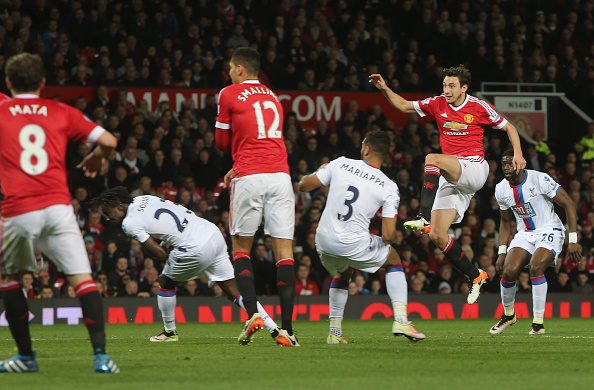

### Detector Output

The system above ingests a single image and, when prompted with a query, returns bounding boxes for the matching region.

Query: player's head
[229,47,260,83]
[5,53,46,94]
[361,130,390,161]
[501,149,520,182]
[442,65,471,105]
[92,186,134,225]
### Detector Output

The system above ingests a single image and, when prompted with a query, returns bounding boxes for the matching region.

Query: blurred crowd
[2,0,594,299]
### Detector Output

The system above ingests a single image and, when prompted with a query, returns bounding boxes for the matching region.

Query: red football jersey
[216,79,289,178]
[413,94,507,158]
[0,95,104,217]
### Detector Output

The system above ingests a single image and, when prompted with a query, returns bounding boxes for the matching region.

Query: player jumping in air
[299,130,425,343]
[370,65,526,304]
[490,150,581,335]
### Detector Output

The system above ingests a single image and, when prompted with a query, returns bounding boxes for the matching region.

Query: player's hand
[495,254,506,275]
[369,74,387,90]
[223,168,236,189]
[512,154,526,174]
[77,149,104,178]
[566,243,582,264]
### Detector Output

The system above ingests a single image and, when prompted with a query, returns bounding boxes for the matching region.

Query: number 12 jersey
[216,80,289,178]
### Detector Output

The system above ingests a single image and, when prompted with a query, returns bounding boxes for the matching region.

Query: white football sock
[157,289,176,332]
[500,278,516,316]
[531,275,547,324]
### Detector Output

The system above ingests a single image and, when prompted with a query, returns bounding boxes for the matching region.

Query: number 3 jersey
[315,157,399,257]
[0,95,105,217]
[216,79,289,178]
[495,169,563,233]
[122,196,219,250]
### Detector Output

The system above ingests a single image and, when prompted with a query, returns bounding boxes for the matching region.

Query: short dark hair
[231,47,260,75]
[502,149,514,159]
[363,130,390,159]
[92,186,134,209]
[6,53,45,93]
[442,65,471,88]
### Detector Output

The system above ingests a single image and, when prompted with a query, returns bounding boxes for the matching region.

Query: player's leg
[528,248,556,335]
[217,279,279,344]
[327,266,352,345]
[405,153,462,229]
[151,274,179,342]
[41,206,118,373]
[229,175,264,318]
[0,214,39,373]
[489,247,530,334]
[381,249,425,341]
[264,173,297,341]
[428,208,487,303]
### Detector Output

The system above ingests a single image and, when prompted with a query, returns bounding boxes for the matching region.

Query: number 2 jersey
[315,157,399,257]
[122,195,219,251]
[216,79,289,178]
[495,169,563,233]
[0,95,105,217]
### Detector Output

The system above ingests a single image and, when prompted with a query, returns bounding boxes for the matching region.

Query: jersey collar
[241,79,260,84]
[449,93,469,111]
[363,160,379,169]
[14,94,39,99]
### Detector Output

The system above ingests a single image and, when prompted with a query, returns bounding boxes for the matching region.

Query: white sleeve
[316,157,340,186]
[121,216,150,243]
[382,183,400,219]
[495,184,509,210]
[538,173,561,199]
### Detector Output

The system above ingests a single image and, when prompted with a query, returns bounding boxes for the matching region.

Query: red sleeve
[215,128,231,152]
[65,104,99,142]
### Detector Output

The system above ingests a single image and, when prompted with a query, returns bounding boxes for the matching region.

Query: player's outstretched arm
[552,187,582,264]
[500,122,526,174]
[77,131,117,178]
[496,209,515,275]
[298,172,323,192]
[368,74,416,114]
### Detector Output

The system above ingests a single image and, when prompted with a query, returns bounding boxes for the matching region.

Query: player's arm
[369,74,416,114]
[140,237,169,262]
[77,131,118,178]
[215,127,231,153]
[381,216,397,244]
[298,172,323,192]
[496,208,515,275]
[552,187,582,264]
[500,122,526,174]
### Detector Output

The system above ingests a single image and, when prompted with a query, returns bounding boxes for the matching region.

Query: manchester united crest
[464,114,474,123]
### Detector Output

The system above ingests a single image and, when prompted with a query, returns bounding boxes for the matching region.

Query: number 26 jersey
[495,169,563,233]
[315,157,399,256]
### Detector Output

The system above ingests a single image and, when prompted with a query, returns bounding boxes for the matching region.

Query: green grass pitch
[1,318,593,390]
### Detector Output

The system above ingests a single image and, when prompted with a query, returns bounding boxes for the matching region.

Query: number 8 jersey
[216,80,289,178]
[495,169,564,233]
[0,95,105,217]
[315,157,400,257]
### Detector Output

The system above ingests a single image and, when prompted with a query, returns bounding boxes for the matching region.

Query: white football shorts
[432,155,489,223]
[230,172,295,239]
[162,229,234,285]
[508,228,565,263]
[316,234,391,276]
[2,204,91,275]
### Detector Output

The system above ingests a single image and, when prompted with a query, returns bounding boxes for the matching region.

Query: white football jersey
[122,195,218,249]
[315,157,399,257]
[495,169,563,233]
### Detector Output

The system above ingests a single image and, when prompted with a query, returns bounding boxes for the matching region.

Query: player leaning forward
[370,65,526,304]
[93,187,281,344]
[490,150,581,335]
[0,53,118,373]
[299,130,425,343]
